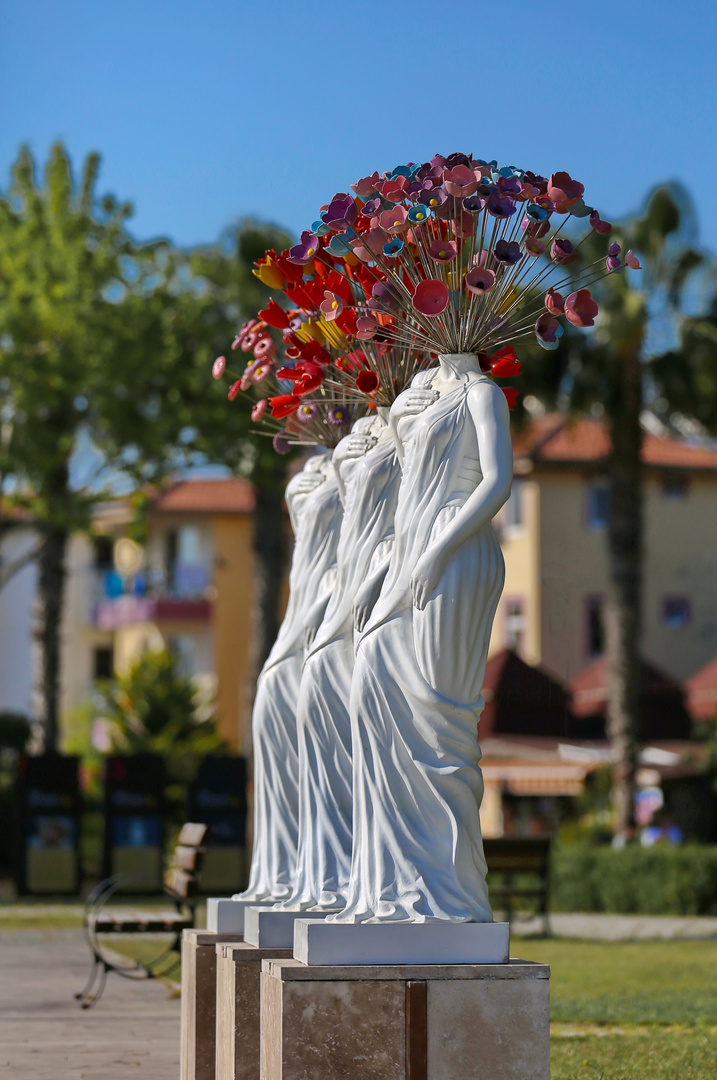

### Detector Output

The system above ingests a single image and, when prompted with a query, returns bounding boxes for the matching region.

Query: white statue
[279,411,402,911]
[235,453,342,904]
[330,354,513,924]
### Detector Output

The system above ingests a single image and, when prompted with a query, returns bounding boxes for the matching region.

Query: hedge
[549,844,717,915]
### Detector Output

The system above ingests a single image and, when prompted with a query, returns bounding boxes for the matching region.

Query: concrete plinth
[208,898,263,935]
[180,929,245,1080]
[216,943,292,1080]
[260,957,550,1080]
[294,918,510,966]
[244,907,337,949]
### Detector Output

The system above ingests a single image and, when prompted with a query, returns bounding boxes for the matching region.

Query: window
[503,480,524,532]
[94,535,114,570]
[661,475,690,499]
[168,634,196,676]
[504,599,526,655]
[662,596,691,628]
[585,481,610,531]
[93,646,114,680]
[585,595,604,659]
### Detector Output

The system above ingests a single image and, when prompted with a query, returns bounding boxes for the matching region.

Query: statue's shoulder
[411,368,436,388]
[466,374,510,415]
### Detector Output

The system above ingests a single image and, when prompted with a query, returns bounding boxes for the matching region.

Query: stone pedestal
[260,957,550,1080]
[244,907,336,949]
[180,929,244,1080]
[216,943,292,1080]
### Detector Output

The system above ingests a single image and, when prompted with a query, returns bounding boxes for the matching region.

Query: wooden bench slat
[174,845,203,872]
[176,823,208,848]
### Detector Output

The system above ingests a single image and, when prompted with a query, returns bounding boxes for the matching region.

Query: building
[489,414,717,685]
[0,477,258,752]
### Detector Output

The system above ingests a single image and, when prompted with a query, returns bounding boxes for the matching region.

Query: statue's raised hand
[393,387,439,421]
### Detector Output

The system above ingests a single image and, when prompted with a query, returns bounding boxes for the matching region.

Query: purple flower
[417,187,448,208]
[444,152,471,169]
[606,255,621,270]
[590,209,612,235]
[485,193,517,219]
[428,239,457,262]
[608,241,621,257]
[463,194,484,213]
[296,402,319,424]
[287,231,319,265]
[497,174,522,196]
[493,240,521,265]
[321,192,358,232]
[328,405,352,426]
[273,433,291,454]
[361,198,382,217]
[368,281,401,313]
[551,238,576,265]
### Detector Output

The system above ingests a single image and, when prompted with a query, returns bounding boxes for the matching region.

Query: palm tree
[521,184,714,837]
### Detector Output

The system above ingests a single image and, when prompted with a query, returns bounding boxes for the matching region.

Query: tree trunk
[604,347,644,838]
[36,524,68,752]
[249,472,289,686]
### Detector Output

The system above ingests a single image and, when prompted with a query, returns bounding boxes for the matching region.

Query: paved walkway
[511,911,717,940]
[0,930,180,1079]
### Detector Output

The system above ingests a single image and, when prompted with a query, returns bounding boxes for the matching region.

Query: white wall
[0,527,38,717]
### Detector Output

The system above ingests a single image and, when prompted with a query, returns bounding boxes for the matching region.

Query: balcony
[93,562,213,629]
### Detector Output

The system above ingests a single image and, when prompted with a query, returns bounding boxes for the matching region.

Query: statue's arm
[353,545,393,632]
[410,381,513,610]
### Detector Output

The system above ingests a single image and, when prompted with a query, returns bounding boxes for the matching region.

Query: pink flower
[320,291,343,322]
[465,267,496,294]
[443,165,479,197]
[626,250,642,269]
[351,172,381,198]
[428,239,457,263]
[564,289,599,327]
[544,288,565,315]
[356,316,378,340]
[546,171,585,213]
[212,356,226,379]
[253,336,275,360]
[251,399,267,421]
[378,205,408,234]
[350,227,389,262]
[524,237,546,257]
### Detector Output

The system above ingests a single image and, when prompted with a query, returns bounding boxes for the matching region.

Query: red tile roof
[151,477,255,515]
[685,655,717,720]
[514,415,717,471]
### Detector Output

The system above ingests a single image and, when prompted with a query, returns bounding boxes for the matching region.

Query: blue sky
[1,0,715,252]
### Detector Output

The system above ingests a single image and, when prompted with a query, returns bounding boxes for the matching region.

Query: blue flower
[525,203,548,222]
[383,237,405,258]
[327,231,356,257]
[408,204,431,225]
[311,219,331,237]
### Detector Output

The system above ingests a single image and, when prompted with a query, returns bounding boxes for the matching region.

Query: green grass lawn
[517,939,717,1079]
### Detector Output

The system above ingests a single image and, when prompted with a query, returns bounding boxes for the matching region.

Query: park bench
[483,835,552,935]
[75,822,207,1008]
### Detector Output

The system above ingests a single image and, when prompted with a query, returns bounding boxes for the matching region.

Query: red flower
[228,380,242,401]
[259,299,290,330]
[501,387,519,410]
[269,394,301,418]
[356,370,379,394]
[490,357,522,378]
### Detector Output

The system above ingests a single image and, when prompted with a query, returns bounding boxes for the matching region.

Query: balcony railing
[93,562,213,628]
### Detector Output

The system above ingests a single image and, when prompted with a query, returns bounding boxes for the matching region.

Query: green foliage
[0,711,31,751]
[98,648,225,757]
[550,844,717,915]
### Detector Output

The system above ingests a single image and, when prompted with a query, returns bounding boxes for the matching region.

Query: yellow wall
[489,477,542,665]
[212,514,256,753]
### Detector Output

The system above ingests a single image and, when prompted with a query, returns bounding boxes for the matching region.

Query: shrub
[550,843,717,915]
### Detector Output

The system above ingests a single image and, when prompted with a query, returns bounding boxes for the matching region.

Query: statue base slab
[294,918,510,966]
[260,956,550,1080]
[179,929,244,1080]
[244,907,338,949]
[207,897,261,934]
[215,942,292,1080]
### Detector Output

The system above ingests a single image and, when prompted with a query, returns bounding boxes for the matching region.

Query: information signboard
[187,755,247,893]
[103,754,167,892]
[14,754,81,895]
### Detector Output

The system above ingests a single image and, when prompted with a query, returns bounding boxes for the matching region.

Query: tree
[98,649,224,756]
[172,221,296,683]
[0,143,202,749]
[520,185,714,836]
